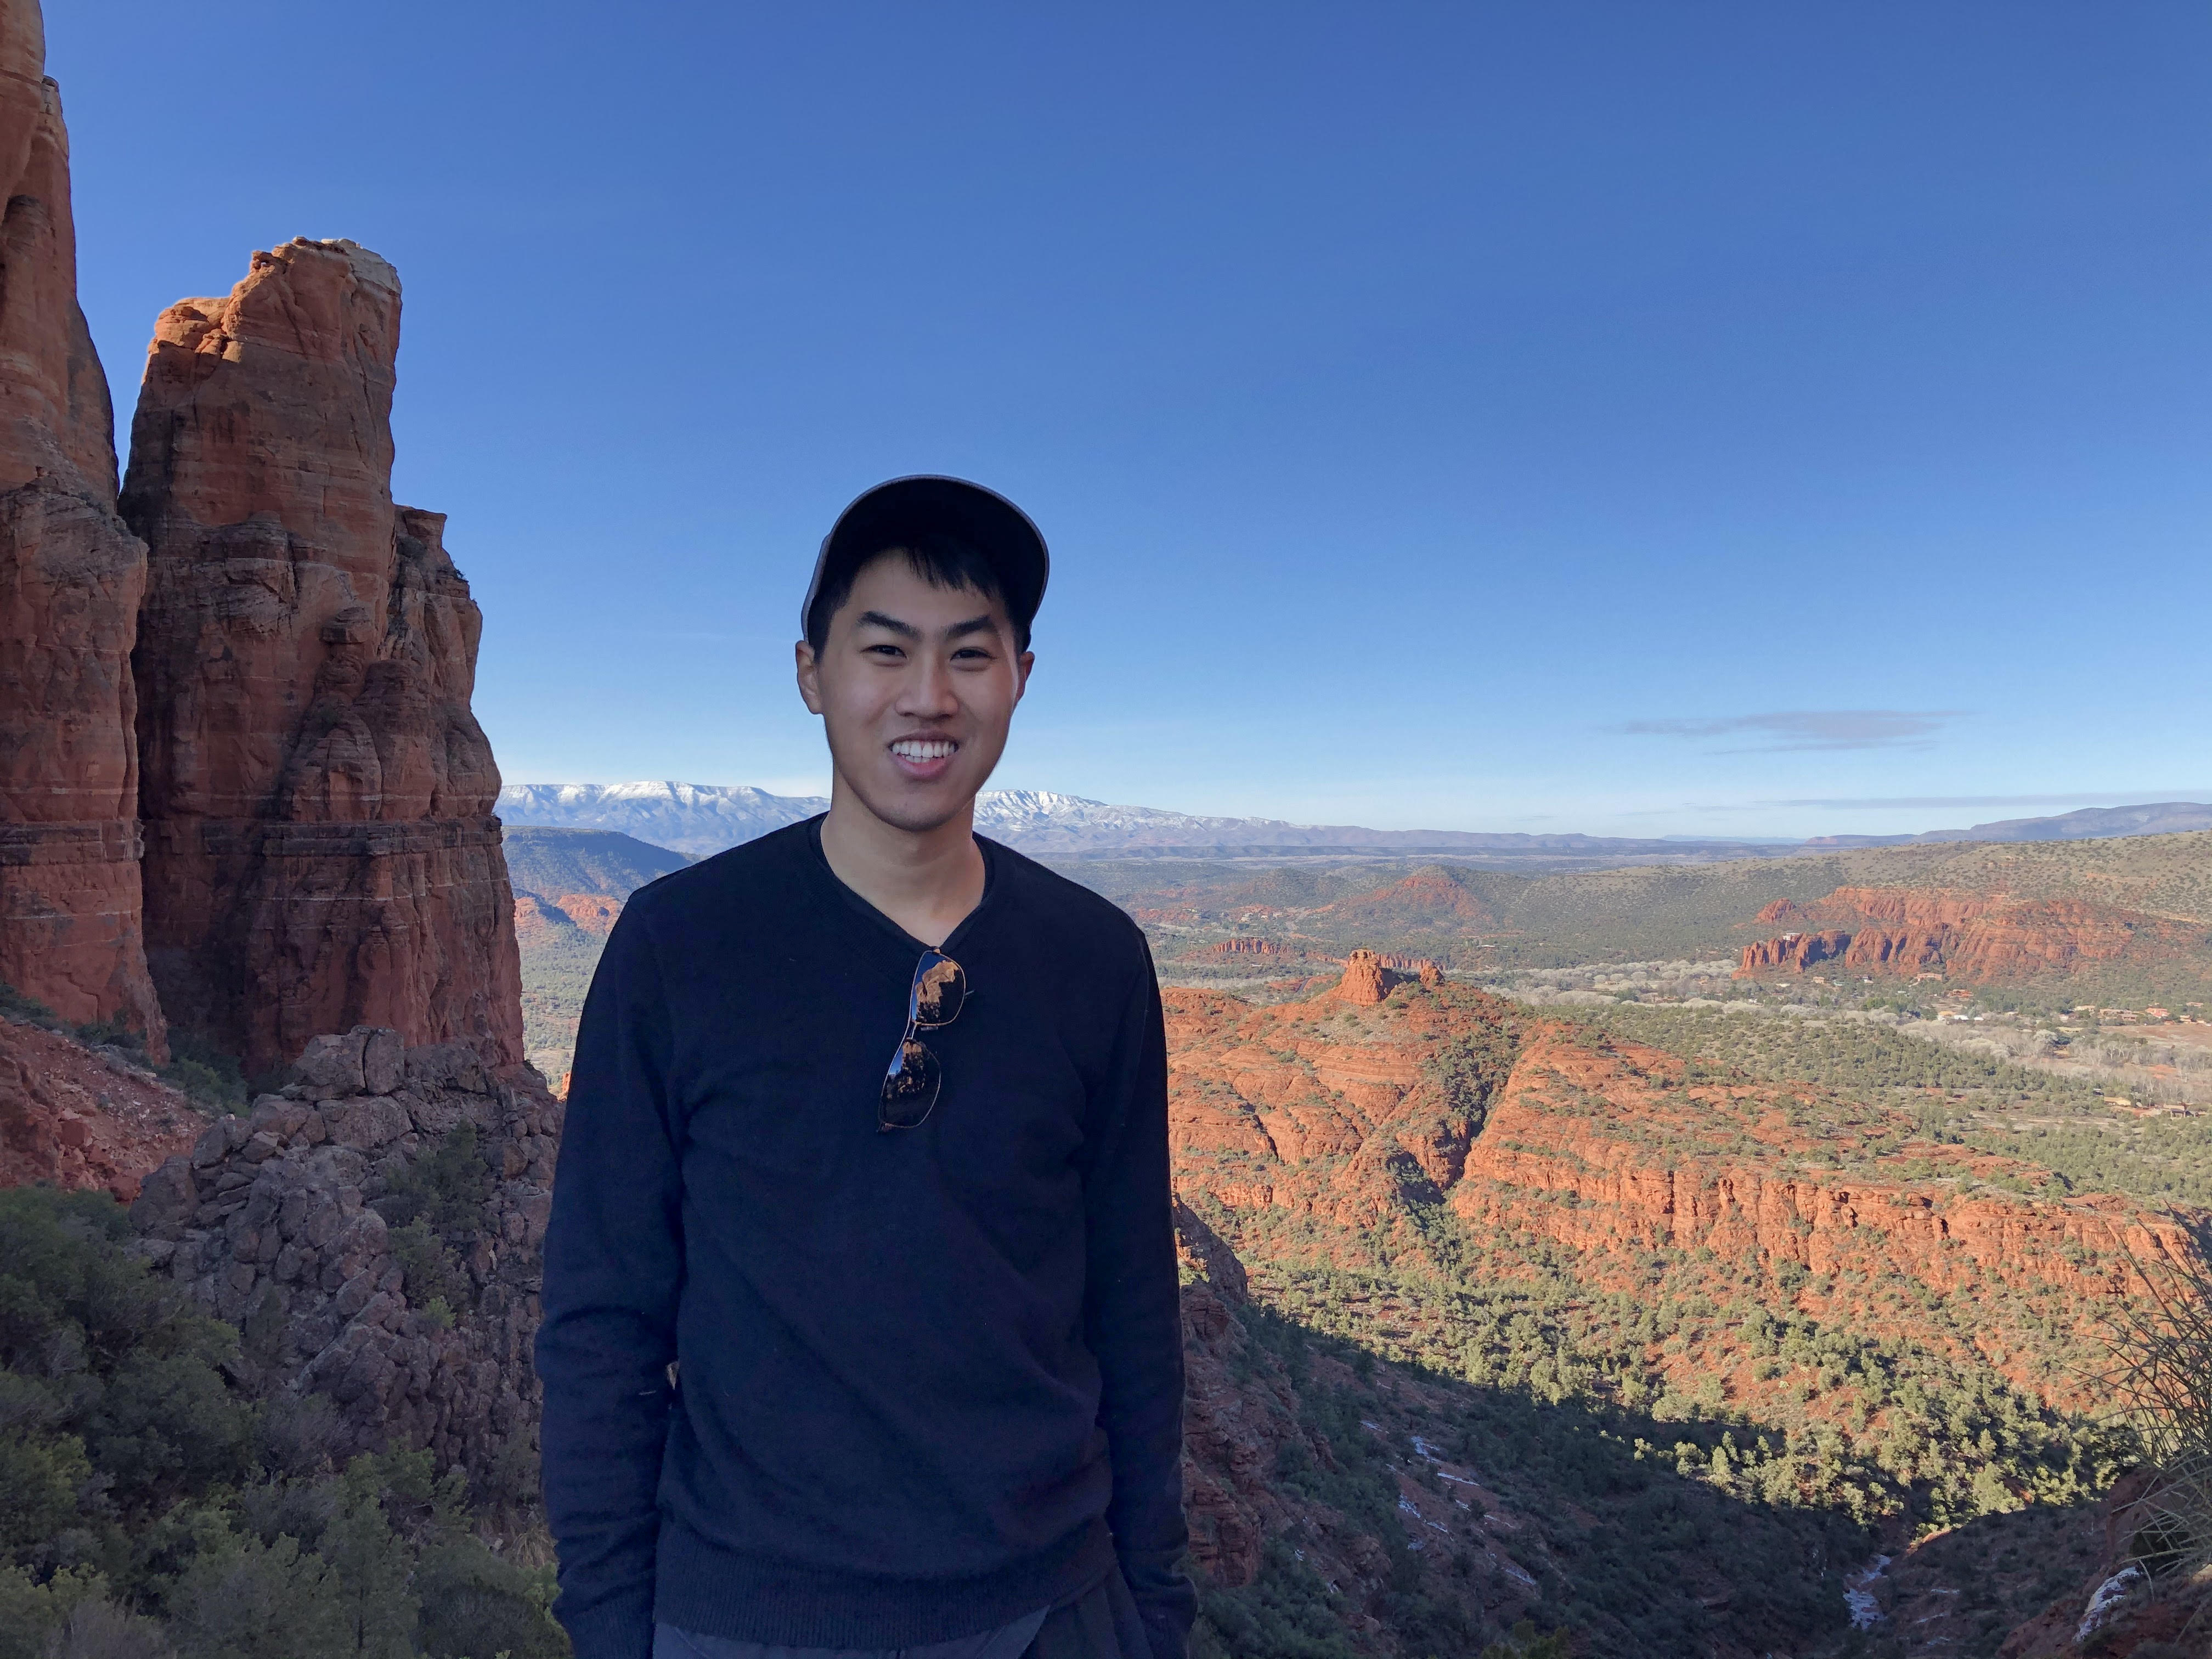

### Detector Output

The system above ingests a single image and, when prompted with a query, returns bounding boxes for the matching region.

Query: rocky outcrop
[1734,886,2202,986]
[1336,949,1392,1005]
[131,1027,560,1499]
[1737,928,1852,974]
[1448,1028,2191,1323]
[0,4,162,1050]
[125,241,522,1078]
[1165,980,2188,1407]
[0,1014,200,1196]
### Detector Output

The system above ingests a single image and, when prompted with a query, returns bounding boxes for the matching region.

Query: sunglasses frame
[879,949,966,1131]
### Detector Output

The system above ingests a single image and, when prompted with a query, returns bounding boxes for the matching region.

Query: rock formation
[1165,978,2190,1408]
[0,1013,200,1196]
[1336,947,1392,1005]
[1734,885,2203,986]
[125,240,523,1078]
[0,5,162,1049]
[131,1026,560,1496]
[1737,928,1853,974]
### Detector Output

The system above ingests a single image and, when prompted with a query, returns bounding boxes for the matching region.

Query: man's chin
[839,774,984,838]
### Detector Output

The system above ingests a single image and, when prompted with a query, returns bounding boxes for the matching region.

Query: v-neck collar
[804,814,999,959]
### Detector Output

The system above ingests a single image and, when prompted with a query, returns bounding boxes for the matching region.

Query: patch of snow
[1844,1554,1892,1630]
[2077,1565,2146,1644]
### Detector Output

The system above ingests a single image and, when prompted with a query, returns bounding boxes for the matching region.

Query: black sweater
[536,820,1193,1659]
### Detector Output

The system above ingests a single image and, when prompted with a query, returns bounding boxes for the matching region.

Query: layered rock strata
[125,240,523,1077]
[0,4,162,1048]
[131,1026,560,1496]
[1735,885,2204,985]
[1166,965,2192,1404]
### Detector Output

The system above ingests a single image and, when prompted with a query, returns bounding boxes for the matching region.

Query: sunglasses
[880,949,968,1131]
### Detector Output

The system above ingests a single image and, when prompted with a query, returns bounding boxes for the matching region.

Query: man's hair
[804,532,1026,654]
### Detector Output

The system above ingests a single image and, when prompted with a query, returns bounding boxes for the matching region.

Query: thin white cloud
[1613,709,1965,752]
[1770,791,2209,810]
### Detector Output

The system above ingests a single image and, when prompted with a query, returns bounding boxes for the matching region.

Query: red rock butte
[1735,884,2202,986]
[0,2,163,1051]
[124,238,523,1077]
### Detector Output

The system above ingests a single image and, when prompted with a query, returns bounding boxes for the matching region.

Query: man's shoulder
[616,817,820,935]
[981,837,1148,963]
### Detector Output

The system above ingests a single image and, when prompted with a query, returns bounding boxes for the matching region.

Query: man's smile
[888,735,961,782]
[889,737,958,761]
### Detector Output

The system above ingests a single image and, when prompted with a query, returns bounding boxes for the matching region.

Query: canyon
[3,0,2207,1650]
[1161,961,2199,1651]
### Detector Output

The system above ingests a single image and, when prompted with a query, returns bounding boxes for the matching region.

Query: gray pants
[653,1568,1150,1659]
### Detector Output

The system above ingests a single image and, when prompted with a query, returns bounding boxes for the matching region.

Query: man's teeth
[891,740,957,761]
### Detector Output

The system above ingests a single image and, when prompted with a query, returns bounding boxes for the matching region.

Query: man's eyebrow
[943,614,1000,641]
[853,610,921,640]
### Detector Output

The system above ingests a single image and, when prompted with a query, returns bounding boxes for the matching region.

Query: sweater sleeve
[536,907,684,1659]
[1083,938,1197,1659]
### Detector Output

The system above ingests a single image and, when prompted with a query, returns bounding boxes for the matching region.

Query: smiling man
[537,477,1194,1659]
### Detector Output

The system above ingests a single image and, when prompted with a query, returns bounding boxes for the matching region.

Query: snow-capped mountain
[492,782,1252,857]
[494,782,1790,863]
[494,782,826,857]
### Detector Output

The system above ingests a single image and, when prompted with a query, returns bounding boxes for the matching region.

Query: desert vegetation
[0,1186,566,1659]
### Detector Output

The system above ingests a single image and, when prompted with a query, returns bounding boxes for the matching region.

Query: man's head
[795,478,1047,836]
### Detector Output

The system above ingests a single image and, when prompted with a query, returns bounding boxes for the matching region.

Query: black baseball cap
[801,475,1049,645]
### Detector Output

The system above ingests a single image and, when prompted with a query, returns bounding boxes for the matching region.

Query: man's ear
[795,639,825,715]
[1013,649,1035,706]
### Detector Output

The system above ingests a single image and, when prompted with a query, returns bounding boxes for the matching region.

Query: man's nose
[895,656,960,716]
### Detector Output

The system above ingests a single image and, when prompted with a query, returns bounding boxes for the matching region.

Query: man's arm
[535,908,684,1659]
[1084,937,1197,1659]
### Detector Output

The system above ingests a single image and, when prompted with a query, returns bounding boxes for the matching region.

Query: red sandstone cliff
[1735,885,2203,986]
[125,240,522,1077]
[1166,963,2188,1409]
[0,3,163,1051]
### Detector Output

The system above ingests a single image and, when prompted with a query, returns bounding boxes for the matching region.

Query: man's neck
[817,782,987,950]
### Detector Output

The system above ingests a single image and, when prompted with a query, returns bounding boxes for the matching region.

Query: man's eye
[865,644,904,658]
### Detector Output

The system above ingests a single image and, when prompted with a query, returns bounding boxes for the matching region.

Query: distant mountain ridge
[1804,801,2212,848]
[494,782,1804,866]
[495,782,2212,864]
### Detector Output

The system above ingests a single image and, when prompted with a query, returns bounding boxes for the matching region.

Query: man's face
[796,552,1034,834]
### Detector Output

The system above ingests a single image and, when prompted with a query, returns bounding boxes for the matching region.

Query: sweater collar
[803,813,1000,959]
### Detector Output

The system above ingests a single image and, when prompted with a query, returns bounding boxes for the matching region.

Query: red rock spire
[126,239,524,1077]
[0,0,165,1053]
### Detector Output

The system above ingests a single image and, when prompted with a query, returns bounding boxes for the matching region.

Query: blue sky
[52,2,2211,838]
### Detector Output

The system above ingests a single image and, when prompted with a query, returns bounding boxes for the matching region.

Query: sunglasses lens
[879,1038,941,1130]
[913,955,966,1028]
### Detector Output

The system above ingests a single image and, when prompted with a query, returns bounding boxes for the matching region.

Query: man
[537,477,1195,1659]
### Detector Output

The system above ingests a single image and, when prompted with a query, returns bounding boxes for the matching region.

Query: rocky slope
[130,1025,561,1504]
[0,1011,199,1195]
[0,2,163,1051]
[1164,961,2198,1650]
[126,239,523,1079]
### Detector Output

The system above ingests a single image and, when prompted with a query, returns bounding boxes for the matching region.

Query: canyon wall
[125,240,522,1078]
[0,5,163,1048]
[1734,884,2203,986]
